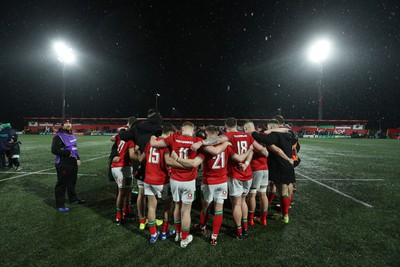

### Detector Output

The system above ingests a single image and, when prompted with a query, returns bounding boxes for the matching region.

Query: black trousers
[55,164,78,208]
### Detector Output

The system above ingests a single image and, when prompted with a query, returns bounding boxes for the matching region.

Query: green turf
[0,136,399,266]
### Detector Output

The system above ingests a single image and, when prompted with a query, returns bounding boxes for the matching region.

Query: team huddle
[109,110,299,248]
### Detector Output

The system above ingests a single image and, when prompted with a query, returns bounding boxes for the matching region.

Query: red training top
[198,145,235,185]
[111,134,135,168]
[223,131,255,181]
[144,137,170,185]
[163,133,203,182]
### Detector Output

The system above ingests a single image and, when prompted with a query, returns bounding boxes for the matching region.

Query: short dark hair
[225,117,237,128]
[162,123,176,134]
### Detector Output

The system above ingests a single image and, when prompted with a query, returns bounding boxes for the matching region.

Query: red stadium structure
[386,128,400,139]
[24,117,369,138]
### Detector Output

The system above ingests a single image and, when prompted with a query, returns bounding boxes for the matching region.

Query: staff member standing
[51,118,85,212]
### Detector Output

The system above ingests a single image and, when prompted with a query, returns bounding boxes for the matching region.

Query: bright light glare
[53,41,76,64]
[308,39,331,63]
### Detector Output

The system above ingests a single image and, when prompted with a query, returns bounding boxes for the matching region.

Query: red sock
[181,228,190,240]
[123,202,131,215]
[242,219,248,230]
[212,211,223,236]
[116,207,123,220]
[281,196,292,216]
[248,211,254,221]
[268,192,276,204]
[261,211,268,221]
[200,209,209,227]
[148,221,157,235]
[174,221,181,235]
[162,220,169,233]
[236,226,242,235]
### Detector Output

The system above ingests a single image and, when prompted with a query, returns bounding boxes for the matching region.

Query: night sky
[1,0,399,129]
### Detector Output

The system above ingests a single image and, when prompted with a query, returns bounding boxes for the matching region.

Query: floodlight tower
[53,41,76,119]
[308,39,331,120]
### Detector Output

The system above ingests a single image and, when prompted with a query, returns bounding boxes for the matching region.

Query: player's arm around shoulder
[167,150,203,169]
[190,135,229,151]
[252,140,268,157]
[268,144,294,165]
[203,141,231,156]
[150,135,167,148]
[231,145,254,163]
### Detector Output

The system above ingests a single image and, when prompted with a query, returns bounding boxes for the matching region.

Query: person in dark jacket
[119,109,162,150]
[51,119,85,212]
[119,110,163,228]
[250,119,295,224]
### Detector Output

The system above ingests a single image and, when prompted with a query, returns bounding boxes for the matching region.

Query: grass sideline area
[1,135,399,266]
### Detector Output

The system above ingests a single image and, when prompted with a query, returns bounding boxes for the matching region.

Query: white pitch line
[0,167,55,182]
[296,178,384,182]
[296,172,374,208]
[0,155,108,182]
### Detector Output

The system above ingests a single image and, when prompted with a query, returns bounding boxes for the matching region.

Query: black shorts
[268,165,295,185]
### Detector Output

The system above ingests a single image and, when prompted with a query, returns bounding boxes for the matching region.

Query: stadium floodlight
[53,40,76,119]
[53,41,76,64]
[308,38,332,120]
[171,107,176,118]
[155,93,160,110]
[308,39,331,63]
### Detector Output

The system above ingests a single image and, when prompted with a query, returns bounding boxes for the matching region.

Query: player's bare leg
[115,188,125,224]
[174,201,182,241]
[256,187,268,226]
[230,196,243,238]
[277,184,291,223]
[137,187,147,229]
[241,194,249,235]
[288,183,294,203]
[268,182,277,204]
[247,191,257,226]
[196,200,210,234]
[123,186,132,217]
[211,201,224,245]
[160,198,175,240]
[147,195,159,243]
[180,202,192,239]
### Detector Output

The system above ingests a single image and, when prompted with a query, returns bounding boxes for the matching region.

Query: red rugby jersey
[163,133,203,182]
[223,131,255,181]
[198,145,235,185]
[144,138,170,185]
[111,134,135,168]
[250,150,268,171]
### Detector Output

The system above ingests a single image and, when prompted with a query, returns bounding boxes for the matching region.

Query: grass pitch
[0,136,399,266]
